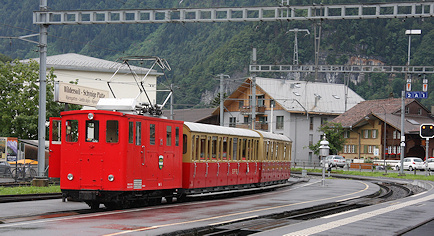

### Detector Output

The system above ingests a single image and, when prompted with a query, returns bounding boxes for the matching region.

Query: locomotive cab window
[150,124,155,145]
[128,122,134,144]
[167,126,172,146]
[52,120,61,144]
[106,120,119,143]
[86,120,99,142]
[136,122,141,145]
[65,120,78,143]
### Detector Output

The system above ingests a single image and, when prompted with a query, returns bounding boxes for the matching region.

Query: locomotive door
[49,117,61,178]
[80,119,105,189]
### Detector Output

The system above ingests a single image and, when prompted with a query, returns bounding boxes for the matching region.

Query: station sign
[405,91,428,99]
[54,82,109,107]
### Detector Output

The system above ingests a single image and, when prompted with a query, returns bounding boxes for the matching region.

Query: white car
[424,158,434,171]
[395,157,424,171]
[321,155,346,168]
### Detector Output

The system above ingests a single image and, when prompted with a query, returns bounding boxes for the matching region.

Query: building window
[309,134,313,146]
[270,99,275,108]
[309,117,314,130]
[363,129,370,139]
[343,130,350,138]
[243,116,250,124]
[418,108,422,115]
[276,116,284,130]
[393,130,400,139]
[344,145,356,153]
[257,95,265,107]
[321,117,327,126]
[372,129,378,139]
[405,107,409,114]
[229,117,236,127]
[239,100,244,109]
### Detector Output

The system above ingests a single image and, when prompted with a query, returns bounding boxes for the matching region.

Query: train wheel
[86,201,100,210]
[165,196,173,203]
[104,202,120,209]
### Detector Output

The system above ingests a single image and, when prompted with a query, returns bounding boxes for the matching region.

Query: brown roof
[162,108,216,123]
[332,98,433,133]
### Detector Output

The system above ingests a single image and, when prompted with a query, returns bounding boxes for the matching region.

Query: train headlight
[67,173,74,181]
[88,113,94,120]
[108,174,114,182]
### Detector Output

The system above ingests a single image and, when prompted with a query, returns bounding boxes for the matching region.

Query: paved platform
[255,177,434,236]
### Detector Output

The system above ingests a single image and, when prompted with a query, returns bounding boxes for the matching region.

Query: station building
[214,77,365,164]
[332,98,434,162]
[21,53,162,107]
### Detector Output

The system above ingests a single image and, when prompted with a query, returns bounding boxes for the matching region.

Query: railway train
[49,101,292,209]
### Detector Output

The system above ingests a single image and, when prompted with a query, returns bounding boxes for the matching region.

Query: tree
[0,60,76,139]
[308,122,346,156]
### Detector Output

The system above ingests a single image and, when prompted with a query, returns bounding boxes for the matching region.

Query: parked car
[395,157,425,171]
[0,161,12,177]
[321,155,346,168]
[424,158,434,171]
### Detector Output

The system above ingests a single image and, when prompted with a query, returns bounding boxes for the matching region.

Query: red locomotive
[49,101,292,209]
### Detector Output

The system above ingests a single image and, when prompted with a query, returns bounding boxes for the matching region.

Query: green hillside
[0,0,433,109]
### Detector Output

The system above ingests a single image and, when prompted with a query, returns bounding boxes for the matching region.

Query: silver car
[321,155,346,168]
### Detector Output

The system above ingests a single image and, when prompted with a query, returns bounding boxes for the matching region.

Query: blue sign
[406,91,428,99]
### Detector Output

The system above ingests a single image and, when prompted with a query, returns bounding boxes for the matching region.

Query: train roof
[255,130,292,142]
[184,122,260,138]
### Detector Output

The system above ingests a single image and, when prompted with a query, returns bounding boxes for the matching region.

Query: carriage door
[49,117,61,178]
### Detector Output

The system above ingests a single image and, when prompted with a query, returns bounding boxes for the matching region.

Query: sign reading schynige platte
[54,82,109,107]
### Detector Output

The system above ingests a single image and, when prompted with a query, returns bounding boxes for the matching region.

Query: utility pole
[217,74,230,126]
[251,48,257,130]
[38,0,48,178]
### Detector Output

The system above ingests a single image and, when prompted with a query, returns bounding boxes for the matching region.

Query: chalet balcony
[240,106,266,115]
[235,122,268,131]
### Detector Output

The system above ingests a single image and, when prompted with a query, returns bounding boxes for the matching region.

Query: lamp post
[319,136,330,187]
[400,29,421,175]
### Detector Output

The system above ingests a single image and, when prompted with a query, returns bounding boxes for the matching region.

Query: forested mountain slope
[0,0,433,109]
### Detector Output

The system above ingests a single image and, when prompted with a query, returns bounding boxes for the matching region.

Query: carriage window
[150,124,155,145]
[128,122,134,144]
[232,138,238,160]
[52,120,61,144]
[200,136,206,160]
[86,121,99,142]
[222,137,228,160]
[211,136,217,159]
[241,139,247,160]
[65,120,78,143]
[175,127,179,146]
[183,134,188,154]
[106,120,119,143]
[166,126,172,146]
[136,122,141,145]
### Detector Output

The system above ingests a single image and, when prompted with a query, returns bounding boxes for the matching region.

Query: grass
[0,185,61,195]
[292,168,434,181]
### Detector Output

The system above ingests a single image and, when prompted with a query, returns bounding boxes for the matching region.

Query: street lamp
[319,135,329,187]
[400,29,421,176]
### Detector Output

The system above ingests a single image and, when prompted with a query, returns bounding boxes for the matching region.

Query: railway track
[0,193,62,203]
[164,180,419,236]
